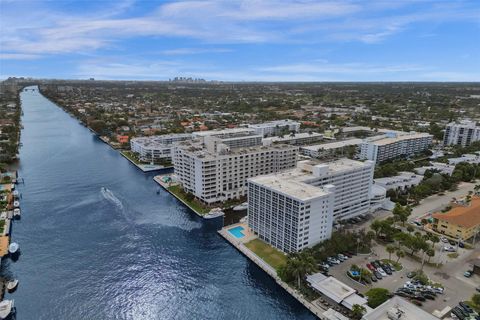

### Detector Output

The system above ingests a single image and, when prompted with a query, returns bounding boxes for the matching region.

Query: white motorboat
[8,242,19,254]
[13,201,20,208]
[0,300,14,319]
[6,279,18,292]
[233,202,248,211]
[12,190,19,198]
[13,208,20,217]
[204,208,224,219]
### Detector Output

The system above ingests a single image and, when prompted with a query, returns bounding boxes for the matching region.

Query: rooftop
[366,132,432,146]
[432,196,480,228]
[248,174,330,201]
[301,138,363,151]
[192,127,254,137]
[248,119,299,128]
[262,132,323,143]
[362,296,437,320]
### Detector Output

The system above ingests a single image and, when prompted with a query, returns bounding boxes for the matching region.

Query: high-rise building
[443,120,480,147]
[172,129,298,204]
[359,131,433,163]
[248,175,335,253]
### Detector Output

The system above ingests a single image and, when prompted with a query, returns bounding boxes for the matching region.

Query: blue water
[4,86,315,320]
[228,226,246,239]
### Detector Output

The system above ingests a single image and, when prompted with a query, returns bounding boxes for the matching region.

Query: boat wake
[101,187,124,210]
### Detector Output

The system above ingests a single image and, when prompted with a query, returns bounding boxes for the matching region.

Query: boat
[233,202,248,211]
[6,280,18,292]
[11,190,19,198]
[8,242,19,254]
[0,300,14,319]
[13,208,20,217]
[204,208,225,219]
[13,201,20,208]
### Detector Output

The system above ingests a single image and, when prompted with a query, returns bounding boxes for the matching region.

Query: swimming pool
[228,226,245,239]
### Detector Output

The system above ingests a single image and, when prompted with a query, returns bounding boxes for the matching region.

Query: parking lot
[324,241,480,314]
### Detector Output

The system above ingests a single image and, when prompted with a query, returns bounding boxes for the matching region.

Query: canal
[3,86,314,320]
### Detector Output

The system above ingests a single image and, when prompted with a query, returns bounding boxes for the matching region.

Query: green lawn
[121,151,144,165]
[0,219,5,234]
[167,185,210,215]
[245,239,287,270]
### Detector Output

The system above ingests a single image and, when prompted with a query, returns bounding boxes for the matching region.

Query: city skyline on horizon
[1,0,479,82]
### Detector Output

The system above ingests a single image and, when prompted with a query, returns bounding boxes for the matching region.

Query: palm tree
[395,249,405,264]
[351,304,366,320]
[386,245,395,261]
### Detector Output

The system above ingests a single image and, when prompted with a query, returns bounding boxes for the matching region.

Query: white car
[328,258,340,264]
[338,254,348,260]
[440,237,449,243]
[377,268,387,277]
[444,246,456,252]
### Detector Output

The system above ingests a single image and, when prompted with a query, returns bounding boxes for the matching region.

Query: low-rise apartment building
[359,131,433,163]
[300,139,362,159]
[431,196,480,240]
[130,133,192,162]
[248,119,300,137]
[443,120,480,147]
[262,132,324,146]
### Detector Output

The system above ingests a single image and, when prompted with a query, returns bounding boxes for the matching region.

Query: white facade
[447,152,480,165]
[130,133,192,162]
[262,132,324,146]
[173,140,298,204]
[374,172,424,191]
[300,139,362,158]
[248,119,300,137]
[443,120,480,147]
[359,132,433,163]
[248,176,334,252]
[192,128,256,141]
[415,162,455,176]
[248,159,376,224]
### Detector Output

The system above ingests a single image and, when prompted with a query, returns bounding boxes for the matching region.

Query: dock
[120,151,171,172]
[218,227,328,319]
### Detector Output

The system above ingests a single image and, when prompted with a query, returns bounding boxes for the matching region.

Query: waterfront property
[431,196,480,240]
[362,296,437,320]
[130,133,192,163]
[358,131,433,163]
[248,174,335,253]
[228,226,246,239]
[245,158,388,252]
[172,129,298,204]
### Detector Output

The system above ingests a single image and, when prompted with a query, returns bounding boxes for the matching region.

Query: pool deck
[218,224,327,319]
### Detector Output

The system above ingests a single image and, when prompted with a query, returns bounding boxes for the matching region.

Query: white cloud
[0,53,42,60]
[160,48,233,55]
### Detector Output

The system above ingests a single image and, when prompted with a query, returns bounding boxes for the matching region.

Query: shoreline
[218,228,326,319]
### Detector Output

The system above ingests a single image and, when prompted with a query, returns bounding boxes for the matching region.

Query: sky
[0,0,479,82]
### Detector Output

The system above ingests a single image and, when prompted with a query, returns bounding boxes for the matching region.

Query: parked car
[406,271,416,278]
[464,271,472,278]
[444,246,456,252]
[377,268,387,277]
[459,241,465,248]
[374,271,382,280]
[371,275,377,282]
[459,302,473,313]
[409,299,423,306]
[440,237,449,243]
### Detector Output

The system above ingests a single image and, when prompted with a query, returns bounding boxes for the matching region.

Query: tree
[386,245,395,261]
[395,249,405,263]
[351,304,366,320]
[472,293,480,307]
[366,288,391,308]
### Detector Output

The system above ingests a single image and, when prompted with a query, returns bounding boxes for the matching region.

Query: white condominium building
[359,131,433,163]
[192,128,256,141]
[130,133,192,162]
[443,120,480,147]
[262,132,324,146]
[300,139,362,158]
[248,175,335,253]
[172,138,298,204]
[249,159,376,223]
[248,119,301,137]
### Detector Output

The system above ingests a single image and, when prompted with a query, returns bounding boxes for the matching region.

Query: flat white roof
[192,128,254,137]
[306,274,355,303]
[263,132,323,142]
[249,174,330,201]
[301,139,362,151]
[248,119,299,128]
[368,132,432,146]
[362,296,437,320]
